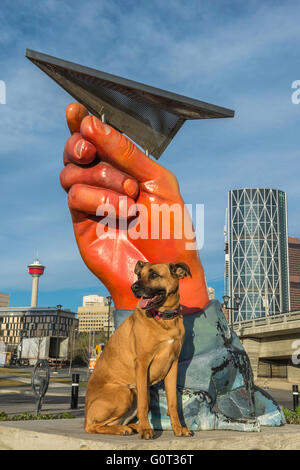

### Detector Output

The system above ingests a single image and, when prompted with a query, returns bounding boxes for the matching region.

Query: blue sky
[1,0,300,312]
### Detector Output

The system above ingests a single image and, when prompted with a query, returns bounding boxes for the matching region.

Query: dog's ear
[134,260,148,276]
[169,262,192,279]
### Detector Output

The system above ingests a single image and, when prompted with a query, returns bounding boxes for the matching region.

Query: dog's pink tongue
[139,296,158,309]
[139,298,151,309]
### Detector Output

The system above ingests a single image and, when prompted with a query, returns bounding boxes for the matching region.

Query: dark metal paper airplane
[25,49,234,159]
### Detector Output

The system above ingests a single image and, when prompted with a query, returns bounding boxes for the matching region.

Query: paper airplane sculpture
[26,49,234,159]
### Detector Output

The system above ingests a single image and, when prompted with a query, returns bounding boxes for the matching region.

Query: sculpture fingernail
[123,178,139,198]
[92,116,111,135]
[75,139,96,164]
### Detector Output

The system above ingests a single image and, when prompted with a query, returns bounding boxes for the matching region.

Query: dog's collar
[147,305,182,320]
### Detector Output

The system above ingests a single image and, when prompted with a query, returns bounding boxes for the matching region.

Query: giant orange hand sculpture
[60,103,285,431]
[60,103,209,314]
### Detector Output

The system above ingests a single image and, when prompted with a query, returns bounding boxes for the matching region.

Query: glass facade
[0,308,77,346]
[227,189,290,322]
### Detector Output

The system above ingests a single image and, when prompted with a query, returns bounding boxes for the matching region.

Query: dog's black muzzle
[131,281,144,298]
[131,281,166,301]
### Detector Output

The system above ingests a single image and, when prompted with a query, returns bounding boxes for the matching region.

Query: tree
[73,330,107,366]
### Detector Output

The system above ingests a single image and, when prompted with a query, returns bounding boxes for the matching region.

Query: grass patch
[0,369,31,377]
[0,379,29,387]
[282,406,300,424]
[0,411,75,421]
[0,369,88,388]
[50,378,72,385]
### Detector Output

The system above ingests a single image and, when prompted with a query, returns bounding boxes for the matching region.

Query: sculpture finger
[80,115,166,183]
[66,102,89,134]
[60,162,139,199]
[68,184,136,218]
[63,133,97,165]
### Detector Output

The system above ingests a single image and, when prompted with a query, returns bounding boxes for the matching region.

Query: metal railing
[233,310,300,331]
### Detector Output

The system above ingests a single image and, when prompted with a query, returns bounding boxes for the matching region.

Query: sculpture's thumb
[66,102,89,134]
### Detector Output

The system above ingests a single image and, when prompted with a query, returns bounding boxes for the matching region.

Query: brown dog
[84,261,193,439]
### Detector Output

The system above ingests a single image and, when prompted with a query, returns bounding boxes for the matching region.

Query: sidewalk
[0,384,86,417]
[0,418,300,450]
[0,369,298,450]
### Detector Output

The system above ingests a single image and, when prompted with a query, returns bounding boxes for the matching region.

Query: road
[0,365,88,416]
[0,365,296,416]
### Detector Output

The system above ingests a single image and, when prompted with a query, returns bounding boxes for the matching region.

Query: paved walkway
[0,386,85,418]
[0,367,298,450]
[0,375,70,387]
[0,418,299,450]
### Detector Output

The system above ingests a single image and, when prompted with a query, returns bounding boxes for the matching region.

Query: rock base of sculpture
[148,384,285,432]
[114,300,285,432]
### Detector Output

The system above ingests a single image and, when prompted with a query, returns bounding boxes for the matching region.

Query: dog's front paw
[173,426,193,437]
[122,426,135,435]
[139,427,155,440]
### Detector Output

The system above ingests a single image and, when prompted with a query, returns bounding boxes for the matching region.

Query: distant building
[0,293,9,307]
[0,306,77,363]
[77,295,115,335]
[289,236,300,311]
[207,287,215,300]
[226,188,290,322]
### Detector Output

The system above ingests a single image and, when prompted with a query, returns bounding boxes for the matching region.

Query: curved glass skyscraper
[226,188,290,322]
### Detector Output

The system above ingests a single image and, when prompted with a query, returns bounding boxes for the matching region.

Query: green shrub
[0,412,9,421]
[0,412,75,421]
[282,407,300,424]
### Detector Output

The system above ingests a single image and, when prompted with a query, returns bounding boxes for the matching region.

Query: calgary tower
[27,258,45,307]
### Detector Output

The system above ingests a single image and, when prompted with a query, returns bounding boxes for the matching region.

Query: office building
[226,188,290,322]
[0,293,9,307]
[207,287,215,300]
[77,295,114,335]
[0,306,78,363]
[288,236,300,311]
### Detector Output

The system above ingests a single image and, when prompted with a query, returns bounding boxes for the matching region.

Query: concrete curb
[0,419,300,450]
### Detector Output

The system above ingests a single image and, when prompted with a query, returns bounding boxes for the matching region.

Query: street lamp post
[55,305,62,372]
[19,316,25,360]
[68,325,78,376]
[106,296,112,342]
[19,317,28,365]
[222,295,241,326]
